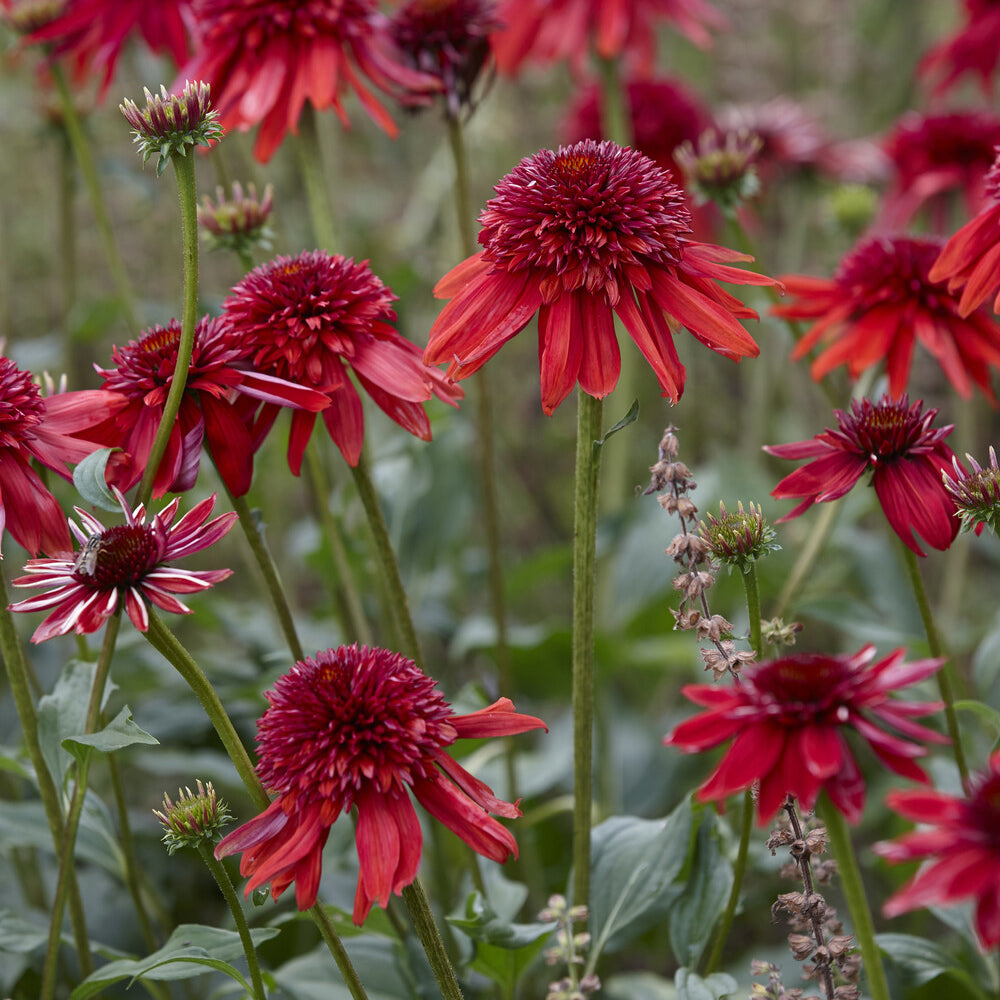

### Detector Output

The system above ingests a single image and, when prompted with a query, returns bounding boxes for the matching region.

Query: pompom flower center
[833,396,935,463]
[0,358,44,447]
[835,237,945,314]
[751,655,849,724]
[73,524,159,587]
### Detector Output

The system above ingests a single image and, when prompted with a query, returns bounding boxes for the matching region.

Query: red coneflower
[424,139,777,414]
[875,750,1000,949]
[492,0,727,77]
[0,355,125,557]
[180,0,439,162]
[918,0,1000,97]
[9,489,236,642]
[214,644,547,923]
[665,645,946,823]
[772,235,1000,400]
[223,251,462,470]
[91,315,328,499]
[764,395,962,557]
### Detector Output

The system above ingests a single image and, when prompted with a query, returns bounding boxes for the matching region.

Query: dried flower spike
[198,181,275,258]
[944,446,1000,534]
[120,80,223,176]
[155,780,232,854]
[699,500,778,572]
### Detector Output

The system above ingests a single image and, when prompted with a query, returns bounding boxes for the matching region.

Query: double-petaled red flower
[875,750,1000,949]
[664,645,946,823]
[223,251,462,470]
[492,0,727,76]
[765,395,962,557]
[929,150,1000,318]
[214,644,547,922]
[0,355,125,557]
[90,315,328,499]
[9,489,236,642]
[27,0,191,98]
[773,235,1000,400]
[424,139,777,414]
[180,0,439,162]
[919,0,1000,97]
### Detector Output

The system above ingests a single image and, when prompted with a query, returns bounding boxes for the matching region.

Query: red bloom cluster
[665,645,946,823]
[215,644,546,922]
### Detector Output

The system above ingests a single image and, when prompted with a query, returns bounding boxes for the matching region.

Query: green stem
[742,563,763,660]
[295,104,336,251]
[50,62,139,329]
[225,486,306,661]
[138,152,200,506]
[304,442,373,646]
[572,390,603,909]
[401,880,465,1000]
[349,451,423,666]
[0,583,92,978]
[40,614,121,1000]
[817,797,891,1000]
[899,541,970,788]
[773,500,840,620]
[197,842,267,1000]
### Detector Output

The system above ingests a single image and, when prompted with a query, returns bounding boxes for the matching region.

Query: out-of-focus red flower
[90,316,328,499]
[491,0,727,77]
[214,644,547,922]
[879,110,1000,231]
[919,0,1000,97]
[875,750,1000,949]
[424,139,778,415]
[223,251,462,470]
[772,235,1000,400]
[9,489,236,641]
[665,645,946,823]
[0,355,126,557]
[929,149,1000,318]
[180,0,440,162]
[26,0,191,99]
[764,395,962,557]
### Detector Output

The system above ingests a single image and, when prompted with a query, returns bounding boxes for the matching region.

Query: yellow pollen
[555,152,597,178]
[140,327,182,353]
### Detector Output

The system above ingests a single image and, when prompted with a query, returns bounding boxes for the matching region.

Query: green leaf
[72,448,122,511]
[675,968,738,1000]
[62,705,159,766]
[468,935,553,993]
[604,971,678,1000]
[877,933,989,998]
[953,699,1000,747]
[0,910,49,953]
[0,748,29,780]
[273,938,414,1000]
[69,924,280,998]
[590,799,694,957]
[594,399,639,455]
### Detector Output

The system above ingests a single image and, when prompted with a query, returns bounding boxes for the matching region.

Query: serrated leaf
[72,449,121,511]
[62,705,159,766]
[675,967,738,1000]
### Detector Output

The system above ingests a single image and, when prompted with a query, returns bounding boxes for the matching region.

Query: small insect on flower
[73,533,104,577]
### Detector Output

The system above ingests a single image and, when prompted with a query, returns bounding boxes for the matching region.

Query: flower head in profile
[155,780,232,854]
[875,750,1000,949]
[223,251,462,470]
[0,355,125,557]
[424,140,778,415]
[214,644,547,923]
[180,0,440,162]
[492,0,727,77]
[664,645,946,823]
[919,0,1000,97]
[772,236,1000,400]
[674,129,763,213]
[9,489,236,642]
[198,181,275,259]
[929,149,1000,318]
[764,395,962,557]
[26,0,192,99]
[699,500,777,573]
[879,110,1000,231]
[90,315,328,499]
[944,446,1000,535]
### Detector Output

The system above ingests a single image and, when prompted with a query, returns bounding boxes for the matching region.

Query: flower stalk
[402,880,465,1000]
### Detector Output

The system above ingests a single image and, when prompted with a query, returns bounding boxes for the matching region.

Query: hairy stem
[402,880,465,1000]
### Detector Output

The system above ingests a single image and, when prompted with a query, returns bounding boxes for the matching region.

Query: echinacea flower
[664,645,946,823]
[764,395,961,557]
[26,0,192,99]
[223,251,462,470]
[9,489,236,642]
[214,644,547,922]
[90,315,327,499]
[918,0,1000,97]
[875,750,1000,949]
[424,139,778,414]
[772,235,1000,400]
[492,0,727,77]
[929,149,1000,318]
[198,181,275,259]
[180,0,440,163]
[879,110,1000,231]
[0,354,126,557]
[943,446,1000,534]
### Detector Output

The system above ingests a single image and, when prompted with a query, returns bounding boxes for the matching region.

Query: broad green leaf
[0,748,29,780]
[590,799,694,957]
[69,924,280,998]
[72,448,122,511]
[468,935,553,993]
[605,971,678,1000]
[0,910,49,953]
[273,937,414,1000]
[675,968,738,1000]
[877,933,989,998]
[62,704,159,766]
